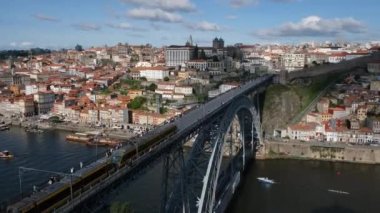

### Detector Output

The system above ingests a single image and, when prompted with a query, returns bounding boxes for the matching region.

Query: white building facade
[165,46,193,67]
[282,53,306,71]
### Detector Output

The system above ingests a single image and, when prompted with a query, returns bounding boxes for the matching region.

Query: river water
[1,127,380,212]
[0,127,107,203]
[111,158,380,213]
[229,159,380,213]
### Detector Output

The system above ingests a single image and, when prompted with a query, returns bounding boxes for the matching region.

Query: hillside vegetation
[261,73,340,136]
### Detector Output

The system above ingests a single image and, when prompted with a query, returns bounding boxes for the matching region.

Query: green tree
[345,119,351,129]
[159,107,168,114]
[113,83,121,90]
[49,116,63,123]
[121,79,141,90]
[128,96,147,109]
[140,77,147,81]
[130,54,139,63]
[196,94,207,103]
[147,83,157,91]
[75,44,83,51]
[193,45,199,59]
[199,49,206,60]
[163,77,170,81]
[100,88,111,95]
[119,89,128,95]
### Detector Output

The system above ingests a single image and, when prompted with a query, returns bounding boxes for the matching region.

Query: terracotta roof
[289,122,318,131]
[359,127,373,133]
[325,126,348,132]
[330,52,348,57]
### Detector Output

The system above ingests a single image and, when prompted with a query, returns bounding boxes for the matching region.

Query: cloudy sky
[0,0,378,49]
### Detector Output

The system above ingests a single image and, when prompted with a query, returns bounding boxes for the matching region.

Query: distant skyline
[0,0,379,49]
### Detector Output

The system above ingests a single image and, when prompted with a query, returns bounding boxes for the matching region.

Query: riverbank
[2,118,137,140]
[0,126,109,204]
[257,140,380,164]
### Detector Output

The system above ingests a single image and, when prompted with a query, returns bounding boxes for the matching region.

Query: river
[1,127,380,212]
[111,158,380,213]
[0,127,107,203]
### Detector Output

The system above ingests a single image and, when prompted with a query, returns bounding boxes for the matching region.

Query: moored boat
[0,124,10,131]
[87,138,121,147]
[327,189,350,195]
[66,133,94,143]
[0,150,13,159]
[25,128,44,133]
[98,138,121,146]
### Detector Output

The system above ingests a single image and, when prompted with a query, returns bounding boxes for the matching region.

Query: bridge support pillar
[279,70,289,85]
[161,143,186,213]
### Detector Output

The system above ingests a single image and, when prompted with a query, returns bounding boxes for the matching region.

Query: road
[173,75,273,132]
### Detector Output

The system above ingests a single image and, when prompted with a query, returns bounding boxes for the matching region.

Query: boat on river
[25,127,43,133]
[327,189,350,195]
[257,177,275,184]
[0,150,13,159]
[0,124,10,131]
[66,133,94,143]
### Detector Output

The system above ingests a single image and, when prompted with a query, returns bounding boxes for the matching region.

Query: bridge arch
[197,95,261,213]
[163,95,261,213]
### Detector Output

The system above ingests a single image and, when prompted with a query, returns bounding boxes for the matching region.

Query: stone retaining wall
[261,141,380,164]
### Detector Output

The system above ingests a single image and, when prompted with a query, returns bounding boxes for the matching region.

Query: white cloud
[230,0,259,8]
[127,8,182,23]
[20,42,33,47]
[229,0,296,7]
[9,41,34,48]
[187,21,220,32]
[32,14,59,22]
[107,22,146,31]
[72,23,101,31]
[254,16,366,38]
[121,0,195,12]
[226,15,238,20]
[109,22,132,29]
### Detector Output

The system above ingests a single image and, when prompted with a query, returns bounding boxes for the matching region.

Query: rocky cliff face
[261,73,337,136]
[261,84,302,136]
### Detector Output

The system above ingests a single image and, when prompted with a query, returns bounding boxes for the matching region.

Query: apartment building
[281,53,306,71]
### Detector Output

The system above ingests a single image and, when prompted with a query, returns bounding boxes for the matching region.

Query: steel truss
[162,95,262,213]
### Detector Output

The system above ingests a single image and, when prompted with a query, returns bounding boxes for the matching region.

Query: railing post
[70,174,73,208]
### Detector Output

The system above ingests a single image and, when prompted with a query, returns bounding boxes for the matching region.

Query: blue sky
[0,0,379,49]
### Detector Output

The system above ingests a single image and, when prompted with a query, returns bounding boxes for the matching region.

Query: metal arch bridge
[10,75,273,213]
[11,55,378,212]
[162,95,262,213]
[158,75,273,213]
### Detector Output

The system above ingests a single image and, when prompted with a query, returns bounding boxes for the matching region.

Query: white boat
[257,177,275,184]
[327,189,350,195]
[0,124,10,131]
[0,150,13,159]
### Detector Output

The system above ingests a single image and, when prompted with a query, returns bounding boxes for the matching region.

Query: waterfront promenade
[1,116,144,140]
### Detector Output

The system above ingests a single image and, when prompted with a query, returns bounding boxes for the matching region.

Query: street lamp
[18,166,81,210]
[95,130,103,160]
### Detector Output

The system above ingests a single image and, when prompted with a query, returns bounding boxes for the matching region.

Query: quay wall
[260,141,380,164]
[6,120,134,140]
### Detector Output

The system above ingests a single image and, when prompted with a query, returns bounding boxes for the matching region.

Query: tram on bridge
[7,124,177,213]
